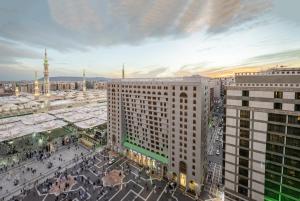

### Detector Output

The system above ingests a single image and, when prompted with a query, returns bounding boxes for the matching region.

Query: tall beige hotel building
[107,77,209,193]
[224,68,300,201]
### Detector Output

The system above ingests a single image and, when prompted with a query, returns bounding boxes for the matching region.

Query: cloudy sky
[0,0,300,80]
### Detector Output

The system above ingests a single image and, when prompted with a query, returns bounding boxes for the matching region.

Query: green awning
[123,141,168,164]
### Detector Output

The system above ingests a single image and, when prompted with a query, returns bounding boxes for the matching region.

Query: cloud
[0,0,271,51]
[0,39,40,64]
[244,49,300,65]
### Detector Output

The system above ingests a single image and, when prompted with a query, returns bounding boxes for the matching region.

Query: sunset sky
[0,0,300,80]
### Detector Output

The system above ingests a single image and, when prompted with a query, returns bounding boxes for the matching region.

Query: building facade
[107,77,209,194]
[224,68,300,201]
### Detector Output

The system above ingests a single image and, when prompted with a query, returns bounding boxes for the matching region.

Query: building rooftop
[229,67,300,87]
[109,76,208,83]
[0,102,107,142]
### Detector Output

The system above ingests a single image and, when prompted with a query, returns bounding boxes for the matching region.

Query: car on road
[108,158,116,165]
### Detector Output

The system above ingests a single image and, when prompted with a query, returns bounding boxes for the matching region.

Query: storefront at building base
[123,141,168,178]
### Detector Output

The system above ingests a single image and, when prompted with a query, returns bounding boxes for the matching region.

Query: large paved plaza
[2,148,202,201]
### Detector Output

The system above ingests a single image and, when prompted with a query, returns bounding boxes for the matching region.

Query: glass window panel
[286,137,300,147]
[240,139,249,148]
[284,168,300,180]
[266,143,284,154]
[265,180,280,191]
[281,186,300,199]
[266,163,282,173]
[239,158,249,167]
[268,124,285,134]
[239,167,248,177]
[288,115,300,125]
[265,189,279,200]
[266,171,281,182]
[239,148,249,158]
[240,129,249,138]
[268,113,286,123]
[285,148,300,158]
[240,120,250,128]
[274,91,283,99]
[266,153,282,164]
[240,110,250,118]
[267,133,285,144]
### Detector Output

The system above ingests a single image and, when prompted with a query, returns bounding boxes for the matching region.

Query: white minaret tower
[34,71,40,99]
[43,48,50,96]
[82,69,86,92]
[15,83,20,97]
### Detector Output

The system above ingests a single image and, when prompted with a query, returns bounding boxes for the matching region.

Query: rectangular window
[265,171,281,182]
[266,143,283,154]
[267,133,284,144]
[285,147,300,158]
[268,124,285,133]
[238,186,248,196]
[240,139,249,148]
[238,177,248,187]
[240,129,249,138]
[288,115,300,125]
[239,158,249,167]
[274,102,282,110]
[287,126,300,136]
[239,149,249,158]
[240,120,250,128]
[266,153,282,164]
[284,158,300,169]
[242,90,249,97]
[286,137,300,147]
[295,104,300,111]
[295,92,300,99]
[240,110,250,118]
[274,91,283,99]
[268,113,286,123]
[266,163,282,173]
[265,189,279,200]
[242,100,249,107]
[239,167,248,177]
[284,168,300,180]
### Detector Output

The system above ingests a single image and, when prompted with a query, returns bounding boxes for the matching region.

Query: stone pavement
[6,149,202,201]
[0,144,89,200]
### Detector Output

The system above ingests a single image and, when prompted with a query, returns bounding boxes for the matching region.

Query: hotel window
[238,186,248,197]
[242,100,249,107]
[242,90,249,97]
[274,102,282,110]
[268,113,286,123]
[240,129,249,138]
[240,120,250,128]
[295,104,300,111]
[239,167,248,177]
[239,158,249,167]
[274,91,283,99]
[295,92,300,99]
[268,123,285,133]
[240,110,250,118]
[288,115,300,125]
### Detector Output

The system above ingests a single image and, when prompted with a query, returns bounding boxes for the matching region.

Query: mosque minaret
[43,49,50,96]
[34,71,40,99]
[82,69,86,92]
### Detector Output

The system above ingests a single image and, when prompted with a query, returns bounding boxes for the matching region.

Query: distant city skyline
[0,0,300,80]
